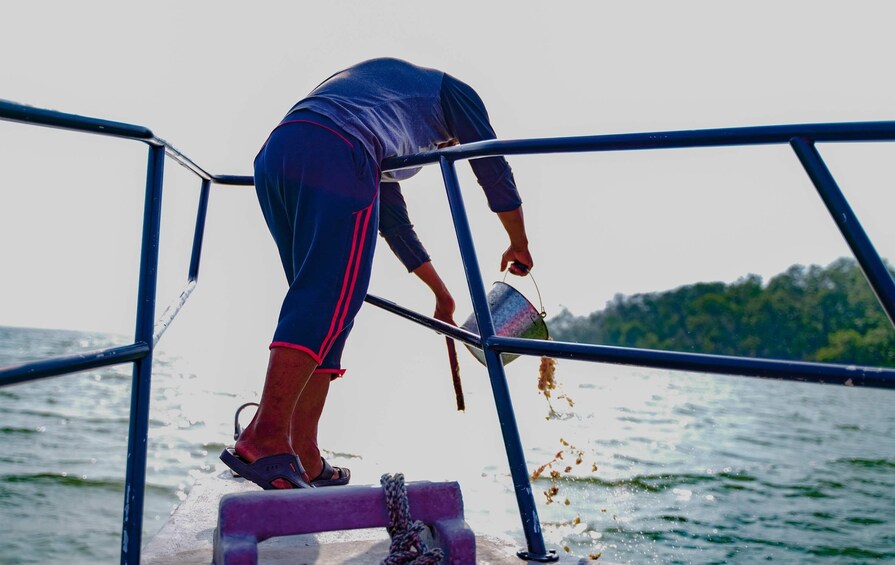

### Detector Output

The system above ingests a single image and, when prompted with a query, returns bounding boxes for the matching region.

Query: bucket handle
[502,264,547,319]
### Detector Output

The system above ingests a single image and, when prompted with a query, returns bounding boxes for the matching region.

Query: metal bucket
[461,279,549,366]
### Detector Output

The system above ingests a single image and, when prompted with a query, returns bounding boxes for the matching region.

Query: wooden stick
[445,338,465,412]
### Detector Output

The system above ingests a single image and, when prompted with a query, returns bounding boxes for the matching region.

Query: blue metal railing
[2,98,895,564]
[383,126,895,562]
[0,98,243,564]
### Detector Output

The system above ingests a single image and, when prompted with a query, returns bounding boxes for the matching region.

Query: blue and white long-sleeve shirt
[288,57,521,271]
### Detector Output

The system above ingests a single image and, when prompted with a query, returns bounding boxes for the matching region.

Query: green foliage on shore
[549,258,895,367]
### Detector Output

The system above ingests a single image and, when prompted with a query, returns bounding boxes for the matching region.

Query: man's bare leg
[290,373,339,481]
[235,347,317,488]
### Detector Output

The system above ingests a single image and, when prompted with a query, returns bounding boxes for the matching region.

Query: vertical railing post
[438,157,557,562]
[790,137,895,327]
[121,144,165,565]
[188,178,211,282]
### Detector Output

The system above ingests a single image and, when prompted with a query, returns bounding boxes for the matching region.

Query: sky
[3,0,895,387]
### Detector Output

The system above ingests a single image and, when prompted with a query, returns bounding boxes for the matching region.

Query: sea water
[1,325,894,564]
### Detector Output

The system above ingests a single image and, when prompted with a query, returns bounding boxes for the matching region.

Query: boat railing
[2,98,895,564]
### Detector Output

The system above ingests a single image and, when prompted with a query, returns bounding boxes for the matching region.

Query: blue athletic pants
[253,110,379,377]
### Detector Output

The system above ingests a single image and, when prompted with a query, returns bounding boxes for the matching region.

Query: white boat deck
[142,472,600,564]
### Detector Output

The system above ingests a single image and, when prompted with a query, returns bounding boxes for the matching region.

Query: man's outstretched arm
[413,261,456,325]
[497,206,533,276]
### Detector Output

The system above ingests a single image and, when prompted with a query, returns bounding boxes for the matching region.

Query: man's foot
[309,458,351,487]
[235,428,309,489]
[219,448,313,490]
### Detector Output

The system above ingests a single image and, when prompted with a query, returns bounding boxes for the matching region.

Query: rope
[379,473,444,565]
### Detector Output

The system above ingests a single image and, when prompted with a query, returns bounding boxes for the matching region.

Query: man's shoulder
[345,57,443,78]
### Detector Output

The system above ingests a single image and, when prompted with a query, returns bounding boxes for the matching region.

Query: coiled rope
[380,473,444,565]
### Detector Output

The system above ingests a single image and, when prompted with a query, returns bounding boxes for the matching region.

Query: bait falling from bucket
[460,273,549,366]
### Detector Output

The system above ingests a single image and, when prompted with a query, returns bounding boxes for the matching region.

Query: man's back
[292,58,453,168]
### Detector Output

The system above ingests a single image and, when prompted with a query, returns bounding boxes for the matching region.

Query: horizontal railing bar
[153,280,198,346]
[0,100,228,185]
[487,336,895,389]
[0,342,150,388]
[212,174,254,186]
[364,294,481,347]
[176,124,895,186]
[0,99,155,141]
[383,120,895,172]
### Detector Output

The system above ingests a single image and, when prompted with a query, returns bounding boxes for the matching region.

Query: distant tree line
[549,258,895,367]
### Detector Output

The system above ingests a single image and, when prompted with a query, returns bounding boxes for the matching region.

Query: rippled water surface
[1,325,894,564]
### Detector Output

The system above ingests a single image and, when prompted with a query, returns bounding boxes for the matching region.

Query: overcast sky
[3,1,895,385]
